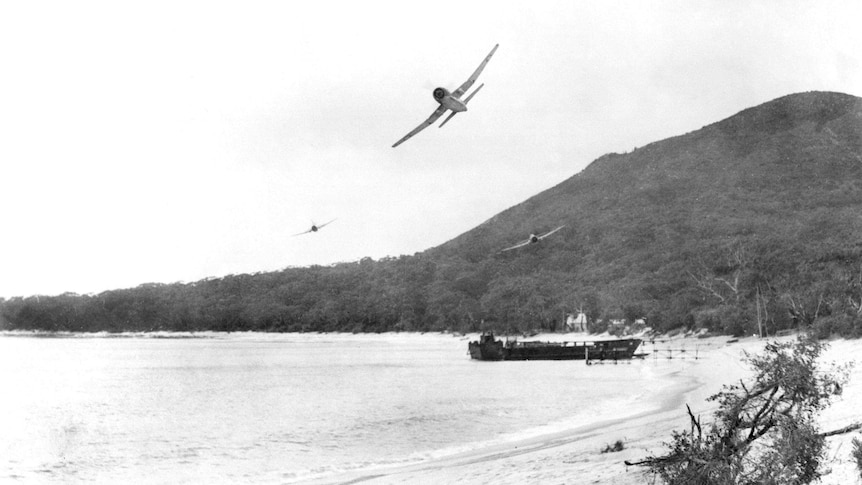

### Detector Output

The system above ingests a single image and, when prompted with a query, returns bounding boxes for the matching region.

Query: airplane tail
[463,83,484,104]
[439,111,457,128]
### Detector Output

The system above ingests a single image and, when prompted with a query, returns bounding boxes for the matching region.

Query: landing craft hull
[468,333,642,361]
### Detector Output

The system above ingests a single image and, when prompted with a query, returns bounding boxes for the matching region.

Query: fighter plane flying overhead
[293,219,336,236]
[392,44,499,148]
[500,225,565,252]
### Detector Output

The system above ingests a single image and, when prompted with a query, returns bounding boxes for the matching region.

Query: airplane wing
[392,105,448,147]
[500,239,531,252]
[452,44,498,98]
[537,225,565,240]
[317,218,336,229]
[292,229,313,236]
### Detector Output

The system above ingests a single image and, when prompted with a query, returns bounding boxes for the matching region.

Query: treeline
[4,93,861,338]
[2,240,862,338]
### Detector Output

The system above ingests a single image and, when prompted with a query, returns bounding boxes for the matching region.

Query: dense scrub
[2,243,862,337]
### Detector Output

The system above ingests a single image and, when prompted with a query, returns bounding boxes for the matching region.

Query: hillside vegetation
[3,91,862,337]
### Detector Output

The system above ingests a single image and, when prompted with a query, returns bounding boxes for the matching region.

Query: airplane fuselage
[440,95,468,113]
[433,87,468,112]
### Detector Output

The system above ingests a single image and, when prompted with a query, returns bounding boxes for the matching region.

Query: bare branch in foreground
[819,422,862,438]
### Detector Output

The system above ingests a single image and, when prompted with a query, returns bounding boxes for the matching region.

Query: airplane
[500,225,565,252]
[392,44,499,148]
[293,219,336,236]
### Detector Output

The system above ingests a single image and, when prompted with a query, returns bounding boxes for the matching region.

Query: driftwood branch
[625,457,656,466]
[819,421,862,438]
[625,455,711,467]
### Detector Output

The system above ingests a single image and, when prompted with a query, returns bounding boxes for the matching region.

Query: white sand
[314,334,862,485]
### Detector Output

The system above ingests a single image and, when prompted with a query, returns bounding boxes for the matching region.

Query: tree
[480,275,561,333]
[628,336,853,484]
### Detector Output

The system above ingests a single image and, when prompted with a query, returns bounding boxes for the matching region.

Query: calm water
[0,333,671,483]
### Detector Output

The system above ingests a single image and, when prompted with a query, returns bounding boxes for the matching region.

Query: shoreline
[4,330,858,483]
[311,335,861,485]
[307,348,707,485]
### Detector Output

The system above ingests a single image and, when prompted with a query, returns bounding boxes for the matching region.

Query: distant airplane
[500,225,565,252]
[293,219,336,236]
[392,44,499,148]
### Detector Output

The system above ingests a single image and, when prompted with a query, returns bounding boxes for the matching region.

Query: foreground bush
[853,436,862,479]
[629,336,852,484]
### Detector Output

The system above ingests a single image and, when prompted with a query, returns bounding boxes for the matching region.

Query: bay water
[0,333,672,483]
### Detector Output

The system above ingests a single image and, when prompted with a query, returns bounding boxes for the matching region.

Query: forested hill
[431,91,862,262]
[3,91,862,336]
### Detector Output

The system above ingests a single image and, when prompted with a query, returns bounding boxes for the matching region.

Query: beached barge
[468,332,643,361]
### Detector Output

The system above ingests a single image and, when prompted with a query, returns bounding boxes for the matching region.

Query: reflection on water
[0,333,669,483]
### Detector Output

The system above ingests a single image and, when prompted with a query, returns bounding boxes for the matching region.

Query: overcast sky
[2,1,861,298]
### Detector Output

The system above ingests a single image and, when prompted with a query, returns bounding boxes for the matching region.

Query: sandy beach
[314,334,862,485]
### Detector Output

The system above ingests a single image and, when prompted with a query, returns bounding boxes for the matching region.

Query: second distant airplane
[500,226,565,252]
[293,219,337,236]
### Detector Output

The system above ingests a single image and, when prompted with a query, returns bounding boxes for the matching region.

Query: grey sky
[2,1,860,297]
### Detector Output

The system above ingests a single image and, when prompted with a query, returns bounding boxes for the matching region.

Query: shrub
[853,437,862,479]
[601,440,625,453]
[713,304,751,336]
[630,336,852,484]
[811,314,862,339]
